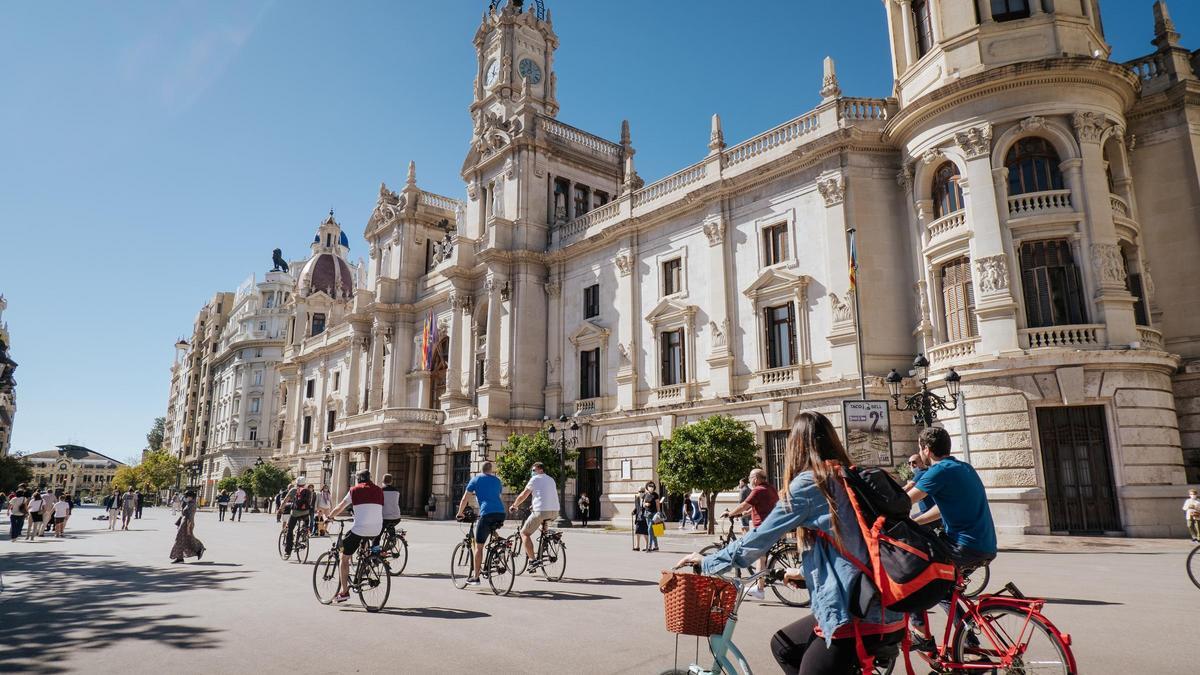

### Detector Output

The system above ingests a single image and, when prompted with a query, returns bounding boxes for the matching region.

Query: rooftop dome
[298,253,355,300]
[339,231,350,249]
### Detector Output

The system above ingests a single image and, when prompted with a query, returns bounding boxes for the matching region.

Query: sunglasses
[907,461,919,466]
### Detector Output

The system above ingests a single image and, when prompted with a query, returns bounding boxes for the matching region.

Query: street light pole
[251,456,265,513]
[885,354,962,428]
[546,414,578,529]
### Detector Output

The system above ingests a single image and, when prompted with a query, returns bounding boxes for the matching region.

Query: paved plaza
[0,506,1195,674]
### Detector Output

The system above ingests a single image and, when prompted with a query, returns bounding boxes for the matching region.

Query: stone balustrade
[754,365,803,390]
[419,191,464,213]
[1125,53,1166,82]
[632,164,707,208]
[652,385,685,404]
[539,116,623,158]
[838,97,893,122]
[1137,326,1164,351]
[723,110,822,167]
[1018,324,1106,350]
[928,337,979,364]
[927,210,967,241]
[559,198,623,241]
[573,397,603,416]
[1007,189,1073,218]
[1110,193,1131,219]
[341,406,444,430]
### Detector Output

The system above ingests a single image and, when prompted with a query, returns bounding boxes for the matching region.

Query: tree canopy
[495,429,577,493]
[0,454,34,492]
[249,463,292,499]
[658,414,760,533]
[139,450,182,491]
[146,416,165,453]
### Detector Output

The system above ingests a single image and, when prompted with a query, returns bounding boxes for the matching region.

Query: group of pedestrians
[102,488,140,530]
[632,481,661,552]
[5,485,75,540]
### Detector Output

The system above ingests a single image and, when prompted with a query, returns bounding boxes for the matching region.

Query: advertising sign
[842,400,893,467]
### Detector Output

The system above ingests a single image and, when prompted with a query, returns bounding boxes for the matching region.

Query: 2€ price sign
[842,400,893,467]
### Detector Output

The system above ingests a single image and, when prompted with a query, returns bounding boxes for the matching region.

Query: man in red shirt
[723,468,779,599]
[325,470,384,604]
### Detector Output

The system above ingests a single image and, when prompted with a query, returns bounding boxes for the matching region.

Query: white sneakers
[746,587,766,600]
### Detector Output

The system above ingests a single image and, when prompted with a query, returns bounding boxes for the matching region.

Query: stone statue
[272,249,289,273]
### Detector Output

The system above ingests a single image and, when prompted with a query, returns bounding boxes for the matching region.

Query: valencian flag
[420,310,439,370]
[848,229,858,291]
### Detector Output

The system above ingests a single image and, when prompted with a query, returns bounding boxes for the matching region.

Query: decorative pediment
[644,297,696,327]
[742,268,809,301]
[568,320,611,348]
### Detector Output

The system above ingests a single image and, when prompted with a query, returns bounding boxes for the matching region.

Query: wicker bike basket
[659,571,737,636]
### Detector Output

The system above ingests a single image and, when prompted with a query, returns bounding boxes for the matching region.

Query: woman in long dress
[170,490,205,563]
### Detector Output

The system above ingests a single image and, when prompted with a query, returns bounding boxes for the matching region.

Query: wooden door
[1036,406,1121,533]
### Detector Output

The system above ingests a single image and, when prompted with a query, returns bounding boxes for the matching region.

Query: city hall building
[166,0,1200,536]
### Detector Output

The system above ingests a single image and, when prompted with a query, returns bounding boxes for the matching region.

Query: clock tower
[471,0,559,133]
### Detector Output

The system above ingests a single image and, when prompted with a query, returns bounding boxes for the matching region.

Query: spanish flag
[848,229,858,291]
[420,310,438,370]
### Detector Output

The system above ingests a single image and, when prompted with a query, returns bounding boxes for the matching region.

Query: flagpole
[848,227,866,401]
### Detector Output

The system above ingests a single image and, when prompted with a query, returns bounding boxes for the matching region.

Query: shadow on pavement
[1041,597,1123,606]
[509,588,619,601]
[403,572,453,581]
[559,576,657,587]
[0,552,249,673]
[375,606,491,620]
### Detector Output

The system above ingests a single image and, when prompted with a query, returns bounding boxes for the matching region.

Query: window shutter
[965,281,978,336]
[764,306,775,368]
[660,334,670,385]
[679,331,687,382]
[786,302,797,367]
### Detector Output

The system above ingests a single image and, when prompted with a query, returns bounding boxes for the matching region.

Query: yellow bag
[652,521,666,537]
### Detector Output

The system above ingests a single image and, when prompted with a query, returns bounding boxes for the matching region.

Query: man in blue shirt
[904,453,938,516]
[456,461,506,586]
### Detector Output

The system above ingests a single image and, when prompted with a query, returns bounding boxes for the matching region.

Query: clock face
[518,58,542,85]
[484,59,500,88]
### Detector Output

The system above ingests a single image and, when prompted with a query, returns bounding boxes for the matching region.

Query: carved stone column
[445,292,469,403]
[702,211,734,397]
[818,171,859,379]
[368,320,388,410]
[544,275,563,417]
[346,329,365,414]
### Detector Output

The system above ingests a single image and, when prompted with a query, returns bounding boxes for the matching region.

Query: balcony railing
[1007,190,1073,218]
[1109,193,1131,219]
[928,337,979,364]
[753,365,803,390]
[723,110,821,167]
[1137,326,1164,351]
[573,397,603,416]
[927,210,967,241]
[1018,324,1105,350]
[652,384,686,405]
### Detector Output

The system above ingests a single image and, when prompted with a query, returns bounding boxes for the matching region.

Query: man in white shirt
[231,487,247,522]
[509,462,559,570]
[325,470,384,604]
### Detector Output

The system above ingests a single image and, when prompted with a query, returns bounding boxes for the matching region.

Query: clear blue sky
[1,0,1194,461]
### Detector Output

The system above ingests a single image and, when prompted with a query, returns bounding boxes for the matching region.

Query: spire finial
[820,56,842,101]
[406,160,417,188]
[620,119,631,148]
[1153,1,1181,49]
[708,113,725,154]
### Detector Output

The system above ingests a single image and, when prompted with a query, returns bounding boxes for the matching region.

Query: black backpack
[293,487,312,511]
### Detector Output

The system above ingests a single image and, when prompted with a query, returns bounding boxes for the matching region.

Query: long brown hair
[784,410,853,548]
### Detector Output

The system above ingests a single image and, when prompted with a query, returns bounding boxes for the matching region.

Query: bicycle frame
[675,568,776,675]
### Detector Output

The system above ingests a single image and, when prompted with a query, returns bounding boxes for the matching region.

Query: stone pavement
[0,506,1194,674]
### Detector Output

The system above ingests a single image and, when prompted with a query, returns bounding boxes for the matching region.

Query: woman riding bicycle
[675,411,905,674]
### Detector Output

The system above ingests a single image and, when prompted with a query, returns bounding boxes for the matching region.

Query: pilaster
[702,210,734,397]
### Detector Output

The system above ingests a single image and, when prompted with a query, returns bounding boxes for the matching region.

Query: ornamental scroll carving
[369,182,405,227]
[829,291,854,323]
[1091,243,1126,285]
[896,165,913,193]
[544,279,561,297]
[1018,116,1047,132]
[1073,112,1108,143]
[954,124,992,159]
[466,179,478,201]
[617,342,632,365]
[702,218,725,246]
[975,254,1009,294]
[614,251,633,277]
[817,175,845,207]
[921,148,943,165]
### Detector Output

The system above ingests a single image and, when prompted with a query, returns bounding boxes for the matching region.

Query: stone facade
[0,295,15,456]
[166,0,1200,535]
[25,445,125,499]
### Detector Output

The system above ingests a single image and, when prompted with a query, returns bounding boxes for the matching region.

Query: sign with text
[842,400,893,467]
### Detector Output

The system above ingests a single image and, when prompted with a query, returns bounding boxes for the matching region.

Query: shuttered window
[1019,240,1088,329]
[763,223,789,266]
[579,348,601,399]
[940,258,977,341]
[1123,253,1149,327]
[764,303,797,368]
[660,330,685,386]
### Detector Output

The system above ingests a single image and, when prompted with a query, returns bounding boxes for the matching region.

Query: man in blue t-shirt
[456,461,506,586]
[904,453,938,516]
[907,426,997,566]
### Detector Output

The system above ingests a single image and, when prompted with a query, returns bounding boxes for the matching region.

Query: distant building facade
[25,445,125,499]
[0,295,15,456]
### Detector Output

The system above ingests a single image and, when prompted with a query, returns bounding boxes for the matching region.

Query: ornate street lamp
[250,456,266,512]
[321,445,333,488]
[545,414,578,529]
[187,462,201,488]
[475,422,491,462]
[886,354,961,427]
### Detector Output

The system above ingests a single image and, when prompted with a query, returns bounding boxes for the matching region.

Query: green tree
[216,475,240,494]
[658,415,760,534]
[249,463,292,503]
[237,469,256,498]
[138,449,182,492]
[146,416,166,453]
[0,454,34,492]
[111,465,144,492]
[494,430,577,493]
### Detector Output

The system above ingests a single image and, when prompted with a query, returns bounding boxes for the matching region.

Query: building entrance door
[1035,405,1121,533]
[450,451,471,507]
[575,446,602,521]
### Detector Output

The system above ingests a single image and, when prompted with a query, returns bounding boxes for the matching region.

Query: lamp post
[321,445,333,489]
[251,456,265,512]
[187,463,201,489]
[545,414,578,529]
[885,354,962,427]
[475,422,491,462]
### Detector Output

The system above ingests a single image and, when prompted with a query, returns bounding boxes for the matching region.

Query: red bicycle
[908,567,1077,674]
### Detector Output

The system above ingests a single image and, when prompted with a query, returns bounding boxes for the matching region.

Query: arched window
[932,162,964,218]
[1005,137,1064,196]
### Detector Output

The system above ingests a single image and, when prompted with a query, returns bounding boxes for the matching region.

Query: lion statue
[272,249,289,273]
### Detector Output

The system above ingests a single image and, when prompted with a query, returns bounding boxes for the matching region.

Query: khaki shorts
[521,510,558,536]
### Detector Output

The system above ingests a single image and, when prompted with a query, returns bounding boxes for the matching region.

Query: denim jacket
[702,470,904,643]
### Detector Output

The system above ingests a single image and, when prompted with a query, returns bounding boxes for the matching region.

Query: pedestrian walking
[1184,487,1200,543]
[170,490,205,563]
[25,491,44,540]
[134,490,144,519]
[691,488,709,530]
[40,489,53,534]
[679,493,695,530]
[425,494,437,520]
[632,488,648,551]
[231,486,246,521]
[120,487,137,530]
[736,478,751,534]
[53,494,71,537]
[642,482,661,552]
[105,489,121,530]
[8,486,29,540]
[216,491,230,522]
[315,485,332,535]
[577,492,591,527]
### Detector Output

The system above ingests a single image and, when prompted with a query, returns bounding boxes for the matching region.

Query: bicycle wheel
[278,531,288,559]
[540,537,566,582]
[951,605,1075,674]
[355,555,391,612]
[1188,545,1200,590]
[386,535,408,576]
[486,542,515,596]
[767,549,810,607]
[295,529,311,564]
[507,533,528,575]
[450,541,473,589]
[312,551,340,604]
[962,563,990,598]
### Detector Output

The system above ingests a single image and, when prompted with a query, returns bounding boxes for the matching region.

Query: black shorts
[342,531,368,556]
[474,513,505,543]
